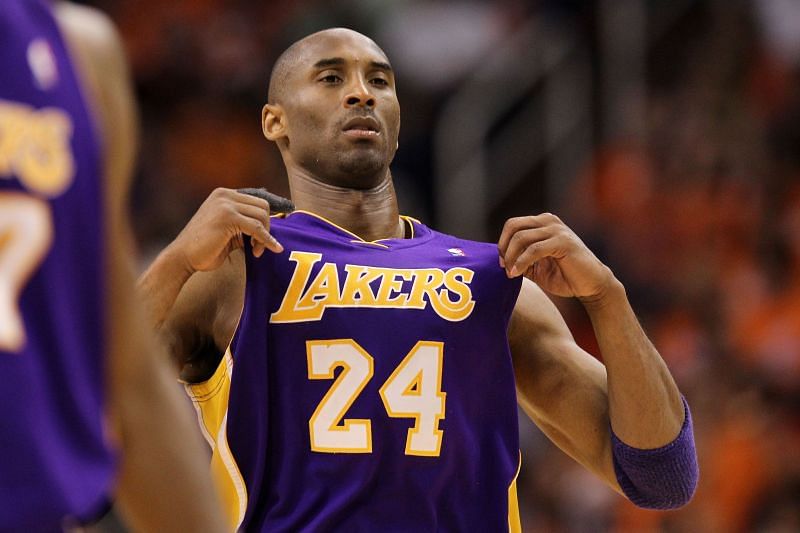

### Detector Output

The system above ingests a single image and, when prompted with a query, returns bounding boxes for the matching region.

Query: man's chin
[336,152,387,185]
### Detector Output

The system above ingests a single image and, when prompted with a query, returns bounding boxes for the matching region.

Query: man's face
[278,31,401,189]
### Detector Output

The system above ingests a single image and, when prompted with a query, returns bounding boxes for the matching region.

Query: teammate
[0,1,226,530]
[139,28,699,530]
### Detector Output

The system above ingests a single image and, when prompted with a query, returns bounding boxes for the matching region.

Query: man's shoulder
[269,211,312,234]
[53,2,123,63]
[423,224,499,254]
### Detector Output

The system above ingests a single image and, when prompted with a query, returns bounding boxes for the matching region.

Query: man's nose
[344,78,375,108]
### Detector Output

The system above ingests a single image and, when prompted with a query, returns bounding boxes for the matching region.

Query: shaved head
[268,28,389,104]
[262,27,400,189]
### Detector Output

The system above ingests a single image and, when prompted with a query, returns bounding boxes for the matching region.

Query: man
[139,28,698,531]
[0,1,226,530]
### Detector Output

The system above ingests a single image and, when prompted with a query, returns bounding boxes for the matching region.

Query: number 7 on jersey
[0,193,53,352]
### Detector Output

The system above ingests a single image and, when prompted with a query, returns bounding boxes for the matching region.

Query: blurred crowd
[84,0,800,531]
[544,2,800,531]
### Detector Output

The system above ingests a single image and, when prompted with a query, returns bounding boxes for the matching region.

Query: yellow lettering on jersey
[270,253,476,323]
[340,265,381,306]
[374,269,412,306]
[0,101,75,197]
[0,104,26,176]
[431,268,476,321]
[406,269,444,309]
[270,251,324,323]
[296,262,341,309]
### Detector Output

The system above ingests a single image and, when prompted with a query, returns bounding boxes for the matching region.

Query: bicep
[163,253,245,382]
[510,279,620,492]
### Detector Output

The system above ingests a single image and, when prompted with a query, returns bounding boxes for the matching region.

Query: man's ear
[262,104,287,141]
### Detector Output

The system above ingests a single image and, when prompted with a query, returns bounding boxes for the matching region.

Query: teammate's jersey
[188,211,524,532]
[0,0,113,528]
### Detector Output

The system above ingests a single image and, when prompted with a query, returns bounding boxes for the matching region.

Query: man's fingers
[235,214,283,255]
[497,217,529,257]
[237,187,295,214]
[501,227,552,274]
[234,191,271,215]
[236,204,283,253]
[497,213,561,257]
[212,187,271,214]
[238,204,271,233]
[508,238,560,277]
[263,234,284,254]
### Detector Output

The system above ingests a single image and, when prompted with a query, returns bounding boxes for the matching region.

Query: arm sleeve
[611,396,699,509]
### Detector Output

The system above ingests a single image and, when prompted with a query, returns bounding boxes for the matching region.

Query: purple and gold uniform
[188,211,524,531]
[0,0,113,528]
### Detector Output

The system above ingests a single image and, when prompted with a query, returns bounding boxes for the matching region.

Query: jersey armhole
[183,347,248,529]
[184,346,232,405]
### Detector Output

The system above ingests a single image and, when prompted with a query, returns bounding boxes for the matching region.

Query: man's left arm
[500,213,698,509]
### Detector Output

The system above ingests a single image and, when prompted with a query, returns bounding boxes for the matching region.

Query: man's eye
[320,75,342,83]
[371,78,389,86]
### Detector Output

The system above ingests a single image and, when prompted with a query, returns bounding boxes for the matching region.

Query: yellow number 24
[307,339,446,457]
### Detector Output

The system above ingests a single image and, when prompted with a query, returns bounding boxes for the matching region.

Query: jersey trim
[185,349,248,530]
[508,452,522,533]
[401,215,416,238]
[284,209,414,245]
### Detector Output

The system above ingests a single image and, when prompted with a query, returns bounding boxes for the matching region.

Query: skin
[0,3,227,530]
[138,28,686,502]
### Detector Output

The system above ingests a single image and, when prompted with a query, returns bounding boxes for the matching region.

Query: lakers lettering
[0,100,75,196]
[270,251,476,323]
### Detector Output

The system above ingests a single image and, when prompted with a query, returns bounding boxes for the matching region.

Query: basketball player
[139,28,698,530]
[0,1,226,530]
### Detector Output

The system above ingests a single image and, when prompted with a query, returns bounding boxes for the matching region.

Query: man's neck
[288,169,403,242]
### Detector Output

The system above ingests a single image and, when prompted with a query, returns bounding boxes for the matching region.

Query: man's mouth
[342,116,381,138]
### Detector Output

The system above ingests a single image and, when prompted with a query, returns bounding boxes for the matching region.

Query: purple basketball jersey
[0,0,114,529]
[187,211,523,531]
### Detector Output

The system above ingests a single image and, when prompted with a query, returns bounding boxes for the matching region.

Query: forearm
[582,279,698,508]
[580,277,683,448]
[500,214,695,507]
[113,350,226,532]
[109,240,224,531]
[137,244,194,330]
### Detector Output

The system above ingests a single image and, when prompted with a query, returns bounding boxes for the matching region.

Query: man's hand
[169,188,283,275]
[497,213,614,301]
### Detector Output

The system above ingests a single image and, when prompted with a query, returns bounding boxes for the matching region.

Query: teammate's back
[0,0,112,525]
[0,1,226,530]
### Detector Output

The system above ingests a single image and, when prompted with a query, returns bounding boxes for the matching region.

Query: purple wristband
[611,396,699,509]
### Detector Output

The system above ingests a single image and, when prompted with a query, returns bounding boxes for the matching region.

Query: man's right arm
[137,187,282,381]
[140,249,243,382]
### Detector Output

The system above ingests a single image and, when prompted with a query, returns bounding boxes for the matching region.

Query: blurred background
[81,0,800,531]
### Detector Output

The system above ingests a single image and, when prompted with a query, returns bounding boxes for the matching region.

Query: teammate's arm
[54,3,227,529]
[501,213,698,509]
